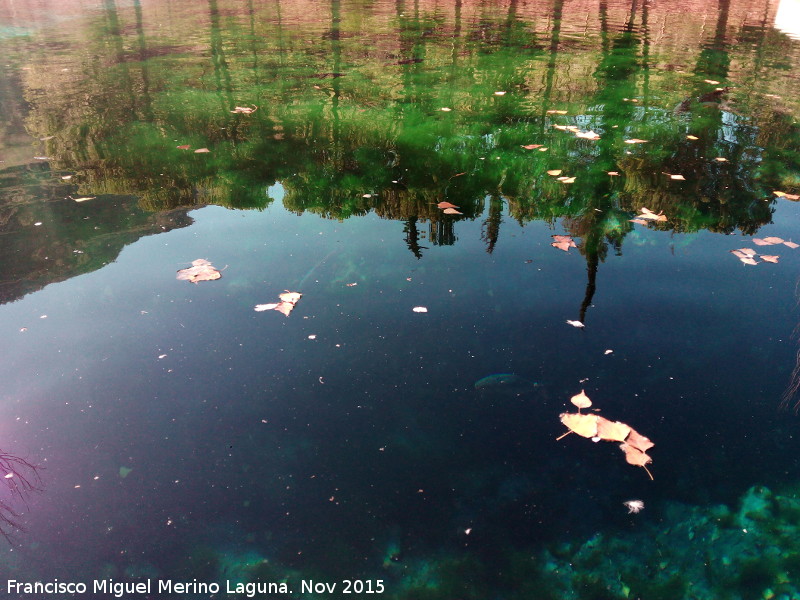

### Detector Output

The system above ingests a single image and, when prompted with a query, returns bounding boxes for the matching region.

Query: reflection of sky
[775,0,800,39]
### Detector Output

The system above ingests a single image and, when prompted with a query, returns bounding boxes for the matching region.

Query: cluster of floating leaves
[176,259,222,283]
[557,390,655,480]
[731,237,798,265]
[255,291,303,317]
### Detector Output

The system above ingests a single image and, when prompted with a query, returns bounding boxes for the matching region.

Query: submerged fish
[474,373,540,390]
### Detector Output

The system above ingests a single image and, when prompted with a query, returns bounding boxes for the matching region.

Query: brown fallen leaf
[760,255,779,263]
[625,428,654,453]
[521,144,543,150]
[608,171,620,176]
[752,238,772,246]
[443,208,463,215]
[176,259,222,284]
[762,236,784,244]
[620,443,653,479]
[570,390,592,410]
[176,144,191,150]
[551,241,572,251]
[437,201,460,209]
[194,148,210,153]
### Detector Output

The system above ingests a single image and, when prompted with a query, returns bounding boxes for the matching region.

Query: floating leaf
[551,241,572,251]
[547,169,563,176]
[575,130,601,140]
[669,174,686,181]
[566,320,585,328]
[624,138,648,144]
[437,201,460,209]
[230,105,258,114]
[763,236,784,244]
[570,390,592,410]
[733,248,757,257]
[608,171,620,176]
[521,144,543,150]
[620,442,653,467]
[255,290,302,316]
[72,196,95,202]
[559,413,598,438]
[784,241,799,249]
[638,207,667,222]
[176,259,222,283]
[254,303,279,312]
[412,306,428,313]
[176,144,191,150]
[194,148,210,153]
[557,176,576,184]
[760,255,780,263]
[443,208,463,215]
[740,257,759,265]
[714,157,728,162]
[596,417,631,443]
[629,218,649,225]
[625,428,654,453]
[546,109,568,114]
[752,238,772,246]
[494,91,507,96]
[686,135,699,140]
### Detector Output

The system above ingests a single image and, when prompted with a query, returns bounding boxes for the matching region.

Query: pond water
[1,0,800,598]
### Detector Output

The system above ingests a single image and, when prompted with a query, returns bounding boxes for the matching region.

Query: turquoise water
[0,0,800,598]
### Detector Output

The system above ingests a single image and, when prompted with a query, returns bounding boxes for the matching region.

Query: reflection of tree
[10,0,798,244]
[0,451,41,542]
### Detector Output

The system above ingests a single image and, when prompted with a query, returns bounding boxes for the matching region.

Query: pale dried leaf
[762,236,784,244]
[784,241,799,249]
[760,255,779,263]
[570,389,592,409]
[547,170,563,176]
[566,320,585,328]
[596,417,631,443]
[254,303,279,312]
[443,208,463,215]
[559,413,598,438]
[437,201,460,209]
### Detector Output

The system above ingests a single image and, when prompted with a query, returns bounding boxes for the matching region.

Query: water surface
[1,0,800,598]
